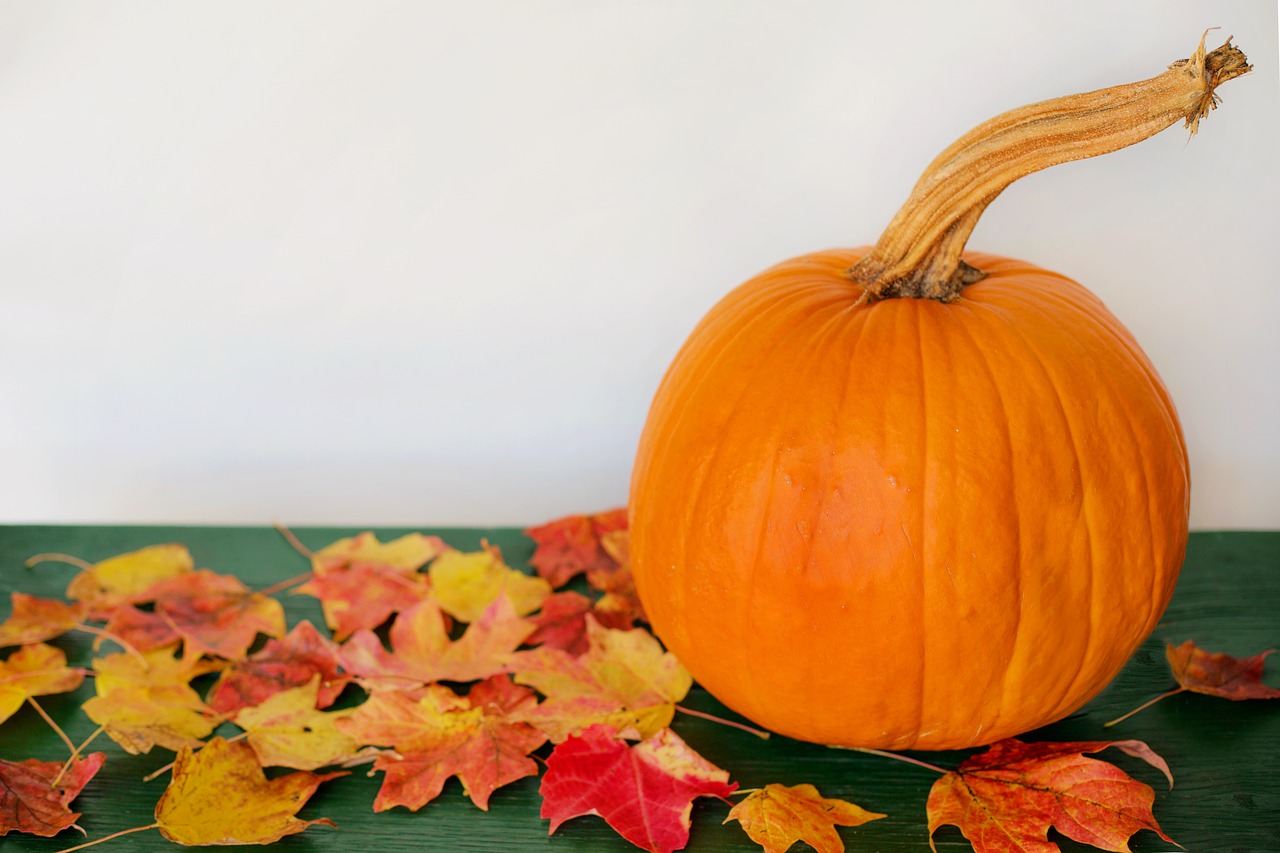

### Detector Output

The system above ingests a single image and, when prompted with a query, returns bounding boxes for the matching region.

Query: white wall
[1,1,1276,528]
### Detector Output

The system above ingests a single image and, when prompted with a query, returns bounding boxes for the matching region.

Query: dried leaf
[311,531,445,576]
[429,546,551,623]
[0,643,85,725]
[338,675,546,811]
[295,563,431,642]
[147,570,286,660]
[207,620,351,715]
[725,783,885,853]
[65,543,194,617]
[526,591,594,656]
[511,617,691,741]
[82,685,218,754]
[540,724,736,853]
[0,593,85,648]
[339,596,533,690]
[0,752,105,837]
[1167,639,1280,699]
[155,737,343,845]
[524,508,627,589]
[234,676,360,770]
[926,738,1175,853]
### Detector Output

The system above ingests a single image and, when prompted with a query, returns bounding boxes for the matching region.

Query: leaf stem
[51,726,106,787]
[73,622,149,669]
[258,571,315,598]
[53,823,160,853]
[848,746,949,775]
[274,521,316,559]
[1103,687,1188,728]
[25,552,94,571]
[675,705,772,739]
[26,696,78,758]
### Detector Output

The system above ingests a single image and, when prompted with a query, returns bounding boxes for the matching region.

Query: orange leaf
[295,563,431,642]
[540,723,736,853]
[154,737,343,845]
[339,596,533,690]
[526,591,594,656]
[147,570,286,660]
[1167,639,1280,699]
[311,531,445,576]
[0,752,105,837]
[926,738,1174,853]
[0,643,85,725]
[338,675,546,811]
[206,620,350,715]
[725,783,885,853]
[0,593,85,648]
[64,543,194,617]
[524,508,627,588]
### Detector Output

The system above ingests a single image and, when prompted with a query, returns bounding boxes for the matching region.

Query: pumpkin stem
[848,32,1251,302]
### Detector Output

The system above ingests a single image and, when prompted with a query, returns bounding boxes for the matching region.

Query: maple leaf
[524,508,628,588]
[724,783,885,853]
[926,738,1175,853]
[1167,639,1280,699]
[83,649,222,754]
[339,596,534,690]
[145,569,286,660]
[206,620,351,715]
[0,643,85,725]
[0,593,85,648]
[511,617,691,741]
[540,723,736,853]
[64,543,194,617]
[0,752,105,837]
[311,531,445,576]
[233,676,360,770]
[429,545,551,623]
[155,737,343,845]
[295,562,431,642]
[339,675,547,811]
[526,591,594,656]
[101,605,181,652]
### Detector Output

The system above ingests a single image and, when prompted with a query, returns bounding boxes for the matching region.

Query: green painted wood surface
[1,526,1276,851]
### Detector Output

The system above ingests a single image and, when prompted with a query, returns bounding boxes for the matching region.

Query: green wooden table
[1,527,1277,851]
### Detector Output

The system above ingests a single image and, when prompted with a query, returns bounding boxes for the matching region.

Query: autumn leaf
[295,562,431,642]
[725,783,885,853]
[511,616,692,741]
[339,596,534,690]
[338,675,546,811]
[233,676,360,770]
[540,723,736,853]
[926,738,1175,853]
[0,643,85,725]
[154,737,343,845]
[0,593,85,648]
[101,605,181,652]
[207,620,351,715]
[145,569,286,660]
[63,543,194,617]
[526,591,594,656]
[429,546,551,623]
[524,508,628,588]
[0,752,105,837]
[84,648,222,754]
[1167,639,1280,699]
[311,531,445,576]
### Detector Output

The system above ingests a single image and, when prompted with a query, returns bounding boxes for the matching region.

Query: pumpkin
[628,36,1249,750]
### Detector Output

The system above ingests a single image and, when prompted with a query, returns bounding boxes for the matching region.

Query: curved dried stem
[53,823,160,853]
[1103,686,1188,728]
[24,552,94,571]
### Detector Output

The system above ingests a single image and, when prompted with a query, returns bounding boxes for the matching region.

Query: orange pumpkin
[628,37,1248,750]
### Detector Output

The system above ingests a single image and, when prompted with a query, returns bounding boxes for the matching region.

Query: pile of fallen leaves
[1,510,1277,852]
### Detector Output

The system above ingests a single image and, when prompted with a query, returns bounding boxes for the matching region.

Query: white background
[1,1,1276,528]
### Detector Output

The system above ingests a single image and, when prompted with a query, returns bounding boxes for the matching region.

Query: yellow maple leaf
[155,737,342,845]
[94,648,222,707]
[65,544,193,611]
[82,685,218,754]
[429,547,551,623]
[0,643,84,724]
[312,532,444,576]
[234,677,360,770]
[725,783,885,853]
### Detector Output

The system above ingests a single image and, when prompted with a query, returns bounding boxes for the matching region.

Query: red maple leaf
[926,738,1174,853]
[0,594,85,648]
[207,620,351,715]
[524,508,627,589]
[0,752,106,837]
[143,570,286,660]
[540,724,736,853]
[339,675,546,812]
[339,596,534,689]
[1167,639,1280,699]
[294,563,431,642]
[526,591,594,656]
[102,605,181,653]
